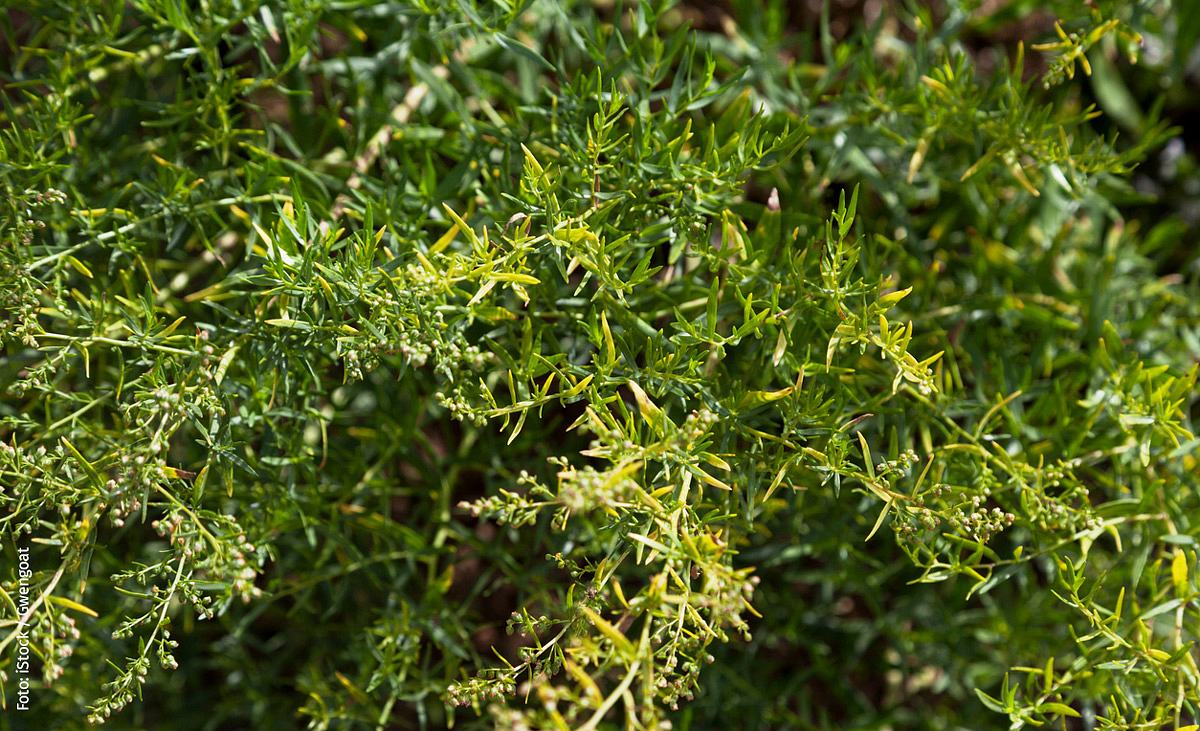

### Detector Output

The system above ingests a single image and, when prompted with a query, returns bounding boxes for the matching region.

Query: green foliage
[1,1,1198,729]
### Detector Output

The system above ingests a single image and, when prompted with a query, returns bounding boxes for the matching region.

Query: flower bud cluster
[0,258,41,347]
[555,464,639,513]
[446,675,517,708]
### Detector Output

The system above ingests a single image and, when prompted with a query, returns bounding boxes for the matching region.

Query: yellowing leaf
[66,255,94,279]
[563,374,594,398]
[1173,549,1190,598]
[47,595,99,618]
[865,499,892,542]
[520,143,544,178]
[627,381,665,433]
[558,227,597,244]
[601,310,616,366]
[159,315,187,337]
[490,272,541,285]
[739,386,794,409]
[701,452,731,472]
[695,468,732,491]
[441,203,480,248]
[334,672,370,706]
[580,606,635,659]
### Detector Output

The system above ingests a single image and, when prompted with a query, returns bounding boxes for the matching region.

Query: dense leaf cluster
[1,1,1198,729]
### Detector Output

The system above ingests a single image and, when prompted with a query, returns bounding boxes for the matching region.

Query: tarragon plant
[1,1,1198,729]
